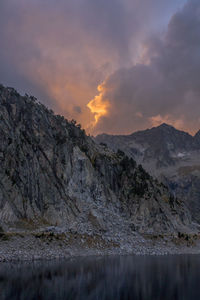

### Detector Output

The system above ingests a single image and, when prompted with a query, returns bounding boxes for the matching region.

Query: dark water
[1,255,200,300]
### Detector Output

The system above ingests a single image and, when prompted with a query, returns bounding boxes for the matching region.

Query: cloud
[0,0,185,131]
[89,0,200,135]
[87,84,110,127]
[73,106,82,114]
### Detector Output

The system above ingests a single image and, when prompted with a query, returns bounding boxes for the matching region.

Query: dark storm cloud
[0,0,137,121]
[0,0,187,131]
[93,0,200,135]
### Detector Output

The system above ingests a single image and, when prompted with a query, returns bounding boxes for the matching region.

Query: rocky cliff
[0,85,195,242]
[96,124,200,223]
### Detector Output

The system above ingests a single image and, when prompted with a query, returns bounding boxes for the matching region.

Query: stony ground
[1,230,200,262]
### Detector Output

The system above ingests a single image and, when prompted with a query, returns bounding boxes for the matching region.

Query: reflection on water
[1,255,200,300]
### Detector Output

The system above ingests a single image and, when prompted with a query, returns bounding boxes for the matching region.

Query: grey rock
[0,84,196,244]
[95,123,200,224]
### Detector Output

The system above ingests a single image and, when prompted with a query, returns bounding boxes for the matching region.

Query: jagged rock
[0,85,194,237]
[96,124,200,223]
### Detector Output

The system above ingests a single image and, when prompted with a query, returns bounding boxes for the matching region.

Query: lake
[1,255,200,300]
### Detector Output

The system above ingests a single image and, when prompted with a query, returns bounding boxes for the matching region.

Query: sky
[1,0,200,135]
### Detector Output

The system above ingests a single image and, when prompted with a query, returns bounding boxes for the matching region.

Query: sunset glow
[87,84,110,127]
[0,0,199,135]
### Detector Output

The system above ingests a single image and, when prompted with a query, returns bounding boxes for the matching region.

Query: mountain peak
[0,84,191,237]
[156,123,175,130]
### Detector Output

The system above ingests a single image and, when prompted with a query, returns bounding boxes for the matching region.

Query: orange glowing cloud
[87,83,110,127]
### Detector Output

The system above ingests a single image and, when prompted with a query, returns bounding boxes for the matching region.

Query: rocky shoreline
[1,230,200,262]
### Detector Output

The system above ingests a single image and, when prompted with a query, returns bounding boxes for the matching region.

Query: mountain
[194,130,200,146]
[0,84,196,258]
[96,124,200,223]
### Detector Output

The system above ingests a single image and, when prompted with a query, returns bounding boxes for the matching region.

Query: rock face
[96,124,200,223]
[0,85,194,237]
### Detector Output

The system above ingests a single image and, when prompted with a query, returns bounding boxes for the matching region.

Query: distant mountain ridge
[95,124,200,223]
[0,84,194,243]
